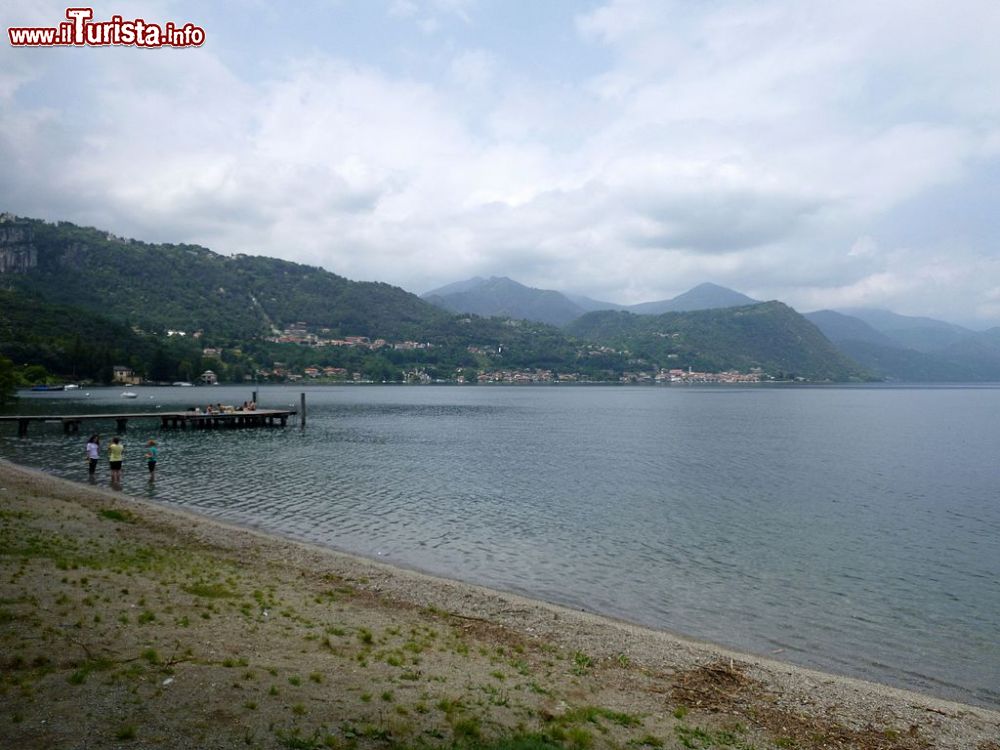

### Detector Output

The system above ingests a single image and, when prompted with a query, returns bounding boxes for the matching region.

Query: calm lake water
[2,384,998,708]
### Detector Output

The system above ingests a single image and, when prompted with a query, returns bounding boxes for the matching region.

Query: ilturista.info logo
[8,7,205,48]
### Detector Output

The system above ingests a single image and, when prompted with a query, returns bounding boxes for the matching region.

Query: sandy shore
[0,459,997,750]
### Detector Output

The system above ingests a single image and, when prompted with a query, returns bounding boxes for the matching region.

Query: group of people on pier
[197,400,256,415]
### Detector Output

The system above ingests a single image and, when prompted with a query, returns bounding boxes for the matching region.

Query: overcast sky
[3,0,1000,327]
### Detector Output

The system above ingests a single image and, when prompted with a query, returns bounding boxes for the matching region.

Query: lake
[2,384,998,708]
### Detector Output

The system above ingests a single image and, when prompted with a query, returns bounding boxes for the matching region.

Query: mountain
[3,216,451,342]
[0,215,615,383]
[0,215,870,383]
[562,292,628,313]
[567,301,870,381]
[836,308,971,353]
[423,276,588,327]
[422,276,491,297]
[807,309,1000,382]
[629,283,758,315]
[826,339,982,382]
[804,310,896,347]
[936,327,1000,379]
[424,277,757,324]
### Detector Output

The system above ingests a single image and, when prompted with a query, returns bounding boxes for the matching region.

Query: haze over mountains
[804,309,1000,382]
[423,277,758,326]
[424,275,1000,382]
[2,214,999,383]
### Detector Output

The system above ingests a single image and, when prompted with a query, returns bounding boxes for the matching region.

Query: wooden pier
[0,409,296,437]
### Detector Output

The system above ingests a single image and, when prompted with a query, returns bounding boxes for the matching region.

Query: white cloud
[2,0,999,325]
[448,49,495,89]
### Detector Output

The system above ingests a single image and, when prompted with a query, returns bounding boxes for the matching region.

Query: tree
[148,346,175,382]
[0,356,17,406]
[20,364,50,386]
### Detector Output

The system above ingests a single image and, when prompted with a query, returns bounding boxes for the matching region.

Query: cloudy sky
[3,0,1000,327]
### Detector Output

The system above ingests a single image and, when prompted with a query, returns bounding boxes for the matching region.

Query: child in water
[145,439,158,481]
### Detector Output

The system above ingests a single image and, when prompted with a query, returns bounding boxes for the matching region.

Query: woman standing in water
[108,437,124,485]
[85,435,100,480]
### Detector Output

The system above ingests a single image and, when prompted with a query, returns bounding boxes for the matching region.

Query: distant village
[263,322,436,352]
[135,323,771,385]
[130,322,771,386]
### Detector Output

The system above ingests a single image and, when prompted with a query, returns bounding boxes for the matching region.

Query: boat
[30,384,65,391]
[64,384,80,390]
[120,391,139,399]
[172,381,194,387]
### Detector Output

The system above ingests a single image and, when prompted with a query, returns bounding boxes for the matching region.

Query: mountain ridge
[423,277,760,325]
[806,308,1000,381]
[566,301,870,382]
[0,213,932,385]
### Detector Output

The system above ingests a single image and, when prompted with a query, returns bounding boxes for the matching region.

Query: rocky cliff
[0,215,37,274]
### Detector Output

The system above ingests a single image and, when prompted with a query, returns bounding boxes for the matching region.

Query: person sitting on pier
[205,404,214,414]
[248,399,257,411]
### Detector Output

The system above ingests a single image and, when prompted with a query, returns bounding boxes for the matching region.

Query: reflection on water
[3,384,999,708]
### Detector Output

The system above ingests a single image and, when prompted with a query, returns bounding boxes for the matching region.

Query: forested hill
[5,217,450,341]
[1,215,872,384]
[566,302,871,381]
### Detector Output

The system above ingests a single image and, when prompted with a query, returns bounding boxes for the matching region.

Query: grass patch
[114,724,137,740]
[556,706,642,729]
[67,657,114,685]
[98,508,135,523]
[479,734,577,750]
[565,727,594,749]
[570,652,592,676]
[183,581,237,599]
[674,723,755,749]
[452,716,482,742]
[630,735,663,748]
[141,648,161,665]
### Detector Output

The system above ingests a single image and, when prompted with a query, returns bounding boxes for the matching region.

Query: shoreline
[1,458,998,749]
[2,449,991,711]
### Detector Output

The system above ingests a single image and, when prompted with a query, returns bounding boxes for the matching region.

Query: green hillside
[0,289,205,384]
[9,218,451,342]
[1,215,872,383]
[566,302,872,381]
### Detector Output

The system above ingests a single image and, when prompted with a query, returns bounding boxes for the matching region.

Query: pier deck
[0,409,296,437]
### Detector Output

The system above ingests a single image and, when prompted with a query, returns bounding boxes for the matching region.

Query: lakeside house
[112,365,140,385]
